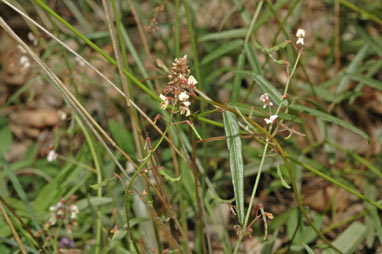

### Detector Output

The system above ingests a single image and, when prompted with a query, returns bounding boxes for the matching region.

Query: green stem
[233,140,269,253]
[76,116,103,254]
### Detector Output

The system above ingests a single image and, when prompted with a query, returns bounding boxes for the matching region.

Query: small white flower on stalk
[47,150,58,162]
[296,28,305,46]
[49,215,57,226]
[260,93,273,108]
[180,106,191,117]
[264,115,278,124]
[178,91,189,102]
[159,94,169,110]
[69,205,79,219]
[183,101,191,107]
[187,75,198,88]
[20,56,30,70]
[28,32,38,46]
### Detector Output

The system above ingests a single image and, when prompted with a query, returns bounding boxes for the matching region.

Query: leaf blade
[223,111,244,225]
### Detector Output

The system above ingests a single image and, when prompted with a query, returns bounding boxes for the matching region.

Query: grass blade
[289,104,369,141]
[201,39,243,66]
[336,44,368,93]
[0,151,41,231]
[199,28,247,42]
[223,111,244,225]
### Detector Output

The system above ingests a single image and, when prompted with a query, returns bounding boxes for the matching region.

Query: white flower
[183,101,191,107]
[187,75,198,86]
[260,93,273,108]
[49,215,57,226]
[296,28,305,46]
[264,115,278,124]
[160,94,169,110]
[296,29,305,38]
[47,150,58,162]
[69,205,79,219]
[180,106,191,117]
[28,32,38,46]
[179,91,189,102]
[20,56,30,69]
[297,37,304,46]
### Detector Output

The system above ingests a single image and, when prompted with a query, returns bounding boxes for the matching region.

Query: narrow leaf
[90,176,116,190]
[223,111,244,225]
[201,39,243,65]
[289,104,369,141]
[336,44,368,93]
[199,28,247,42]
[160,169,181,182]
[277,165,291,189]
[302,243,315,254]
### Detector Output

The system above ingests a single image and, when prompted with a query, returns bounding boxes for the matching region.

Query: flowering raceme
[158,55,197,117]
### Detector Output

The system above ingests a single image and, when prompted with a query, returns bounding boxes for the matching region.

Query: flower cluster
[45,195,79,229]
[296,28,305,46]
[260,93,278,125]
[159,55,197,117]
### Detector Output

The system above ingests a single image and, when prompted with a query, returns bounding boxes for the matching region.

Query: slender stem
[76,116,103,254]
[190,127,207,254]
[175,0,180,57]
[0,200,26,254]
[233,141,269,253]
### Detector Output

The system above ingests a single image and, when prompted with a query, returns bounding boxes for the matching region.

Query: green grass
[0,0,381,253]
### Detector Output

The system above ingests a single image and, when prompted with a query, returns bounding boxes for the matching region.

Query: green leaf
[201,39,243,66]
[245,42,262,75]
[159,169,181,182]
[108,119,134,154]
[277,165,291,189]
[237,71,282,105]
[229,102,303,124]
[254,41,288,53]
[199,28,247,42]
[0,151,41,230]
[0,118,12,156]
[289,104,369,142]
[77,197,113,210]
[364,183,382,247]
[254,41,289,64]
[232,52,245,102]
[223,111,244,225]
[346,73,382,90]
[323,222,366,254]
[90,176,116,190]
[336,44,369,93]
[302,243,315,254]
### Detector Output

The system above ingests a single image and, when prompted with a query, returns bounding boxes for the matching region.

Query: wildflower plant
[0,1,379,254]
[160,55,197,117]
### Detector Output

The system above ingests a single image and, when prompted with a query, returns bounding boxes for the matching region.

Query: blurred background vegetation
[0,0,381,253]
